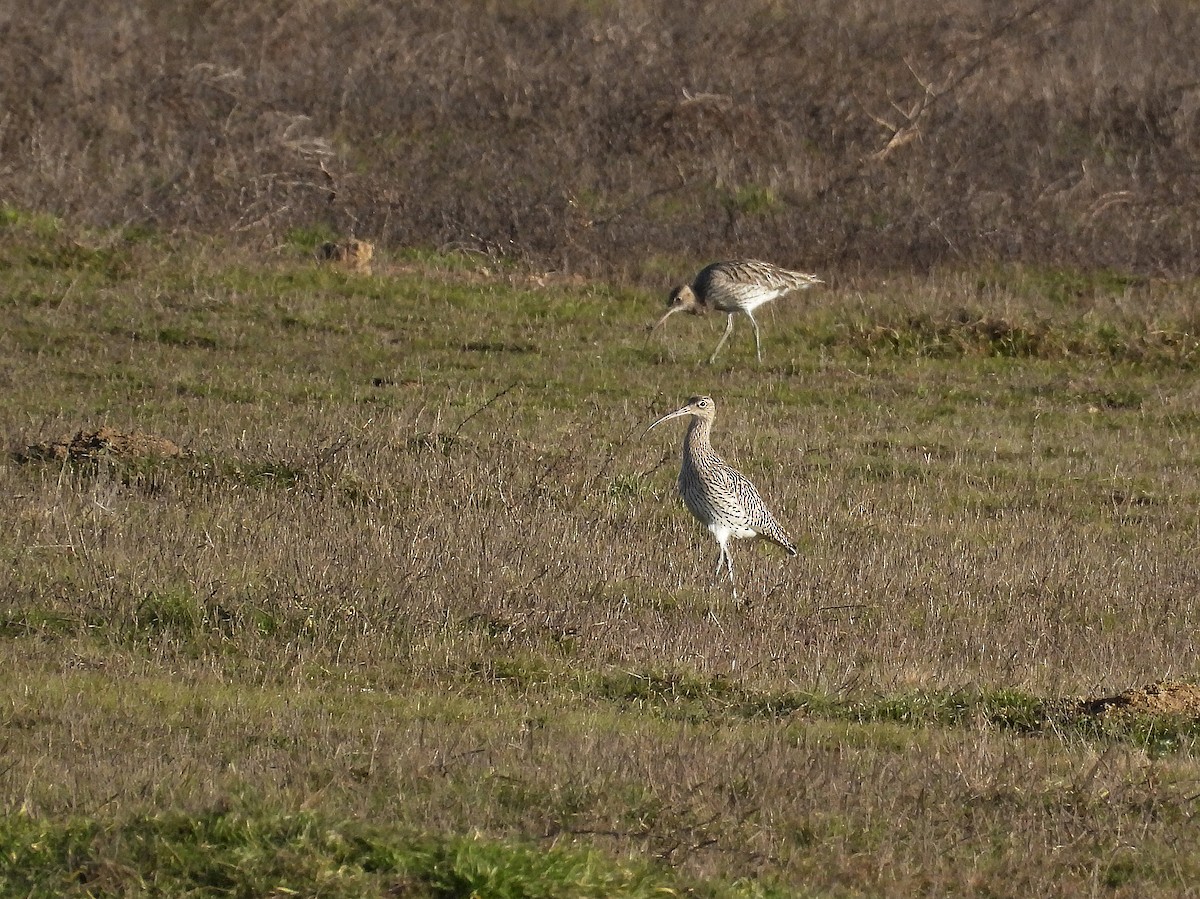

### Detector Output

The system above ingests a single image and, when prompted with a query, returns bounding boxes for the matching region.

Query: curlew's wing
[697,260,822,310]
[708,461,797,555]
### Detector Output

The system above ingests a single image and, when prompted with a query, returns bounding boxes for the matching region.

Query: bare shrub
[5,1,1200,276]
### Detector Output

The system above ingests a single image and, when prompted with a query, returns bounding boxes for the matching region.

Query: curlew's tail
[782,270,823,291]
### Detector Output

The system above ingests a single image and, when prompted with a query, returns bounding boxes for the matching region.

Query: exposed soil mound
[1077,681,1200,718]
[16,427,186,464]
[317,238,374,275]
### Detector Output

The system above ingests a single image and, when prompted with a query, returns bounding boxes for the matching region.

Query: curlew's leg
[709,530,738,597]
[712,538,737,600]
[725,547,738,602]
[708,314,736,363]
[747,311,763,362]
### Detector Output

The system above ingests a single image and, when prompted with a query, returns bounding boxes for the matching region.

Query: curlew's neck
[683,415,719,464]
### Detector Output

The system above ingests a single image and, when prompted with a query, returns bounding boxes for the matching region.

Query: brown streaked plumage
[647,394,796,601]
[651,260,823,363]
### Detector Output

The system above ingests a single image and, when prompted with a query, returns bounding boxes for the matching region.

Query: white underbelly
[709,521,757,542]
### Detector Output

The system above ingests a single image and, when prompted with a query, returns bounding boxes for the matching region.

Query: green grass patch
[0,806,693,899]
[976,263,1143,305]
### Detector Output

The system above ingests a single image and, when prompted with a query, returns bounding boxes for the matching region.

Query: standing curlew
[647,395,796,602]
[651,260,823,363]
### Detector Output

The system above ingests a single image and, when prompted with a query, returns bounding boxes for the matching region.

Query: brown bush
[4,0,1200,277]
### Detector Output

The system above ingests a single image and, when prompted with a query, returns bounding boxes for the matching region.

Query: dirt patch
[16,427,186,464]
[317,238,374,275]
[1076,681,1200,718]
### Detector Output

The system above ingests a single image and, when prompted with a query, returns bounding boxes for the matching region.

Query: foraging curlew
[647,395,796,601]
[651,260,823,363]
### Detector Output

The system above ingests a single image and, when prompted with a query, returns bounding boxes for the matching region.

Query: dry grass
[2,213,1200,894]
[7,3,1200,892]
[7,1,1200,277]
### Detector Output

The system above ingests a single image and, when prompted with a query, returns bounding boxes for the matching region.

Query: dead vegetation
[6,1,1200,277]
[15,427,186,464]
[1,222,1200,892]
[4,1,1200,893]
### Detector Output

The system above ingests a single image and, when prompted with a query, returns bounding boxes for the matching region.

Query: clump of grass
[975,264,1144,306]
[282,225,340,256]
[590,670,1200,755]
[132,587,207,639]
[815,307,1200,366]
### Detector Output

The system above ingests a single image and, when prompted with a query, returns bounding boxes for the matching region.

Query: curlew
[651,260,823,363]
[647,395,796,601]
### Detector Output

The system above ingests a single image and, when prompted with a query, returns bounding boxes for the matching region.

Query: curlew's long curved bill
[645,405,691,433]
[649,305,682,332]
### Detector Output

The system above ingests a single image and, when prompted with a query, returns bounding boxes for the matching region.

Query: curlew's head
[649,284,703,332]
[646,394,716,433]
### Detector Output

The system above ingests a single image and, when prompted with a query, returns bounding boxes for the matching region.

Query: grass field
[3,212,1200,896]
